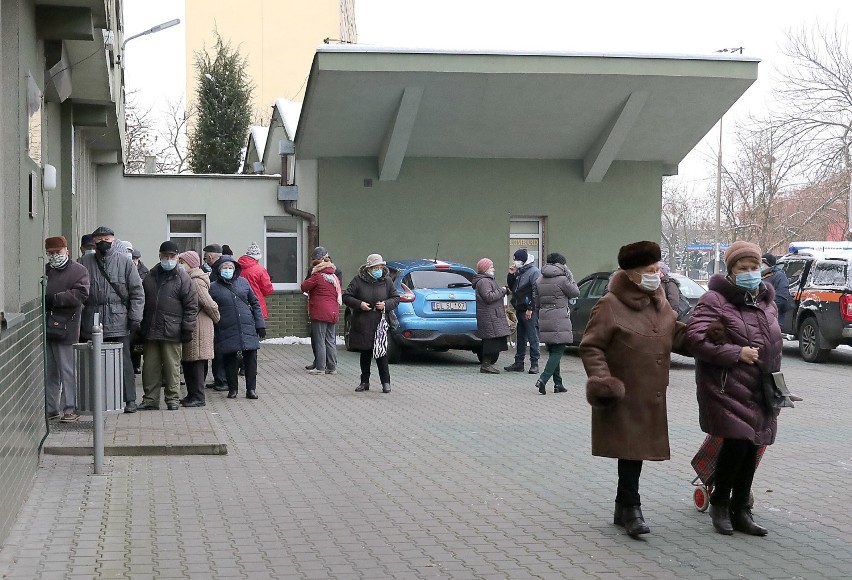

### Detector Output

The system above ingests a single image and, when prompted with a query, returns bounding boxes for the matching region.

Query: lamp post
[121,18,180,51]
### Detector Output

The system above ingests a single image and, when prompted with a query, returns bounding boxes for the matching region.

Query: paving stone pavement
[0,342,851,579]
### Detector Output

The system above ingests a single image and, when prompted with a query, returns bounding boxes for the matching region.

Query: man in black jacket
[762,253,792,325]
[138,241,199,410]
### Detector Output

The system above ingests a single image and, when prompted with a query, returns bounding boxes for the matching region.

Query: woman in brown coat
[179,251,220,407]
[579,241,686,538]
[472,258,511,374]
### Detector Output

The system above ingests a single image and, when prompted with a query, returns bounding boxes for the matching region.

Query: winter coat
[140,264,198,342]
[507,260,541,313]
[183,268,220,361]
[136,261,149,280]
[301,262,341,324]
[45,260,90,344]
[342,265,401,352]
[535,263,580,345]
[579,270,687,461]
[237,255,274,319]
[472,273,511,340]
[685,274,782,445]
[80,244,145,339]
[762,267,792,314]
[209,256,265,354]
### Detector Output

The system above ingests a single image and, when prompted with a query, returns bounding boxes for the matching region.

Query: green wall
[318,157,663,283]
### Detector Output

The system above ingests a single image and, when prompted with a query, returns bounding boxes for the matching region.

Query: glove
[128,320,141,334]
[256,327,267,340]
[45,294,55,310]
[180,330,194,343]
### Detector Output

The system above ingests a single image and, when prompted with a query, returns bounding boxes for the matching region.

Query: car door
[569,274,610,345]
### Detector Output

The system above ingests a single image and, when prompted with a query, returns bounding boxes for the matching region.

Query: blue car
[343,259,481,363]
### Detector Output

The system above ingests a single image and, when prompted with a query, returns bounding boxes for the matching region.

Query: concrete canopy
[296,46,759,182]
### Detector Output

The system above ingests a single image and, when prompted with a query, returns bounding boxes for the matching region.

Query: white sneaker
[307,368,326,375]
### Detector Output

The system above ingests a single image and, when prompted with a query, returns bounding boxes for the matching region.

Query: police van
[777,241,852,362]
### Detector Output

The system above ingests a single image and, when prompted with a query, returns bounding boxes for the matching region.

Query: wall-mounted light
[43,163,57,191]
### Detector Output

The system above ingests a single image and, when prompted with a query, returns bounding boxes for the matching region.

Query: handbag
[373,312,389,359]
[45,311,71,340]
[759,371,802,414]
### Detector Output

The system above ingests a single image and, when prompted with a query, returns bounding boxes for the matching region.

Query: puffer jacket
[301,262,341,323]
[762,267,792,314]
[472,273,511,340]
[342,265,400,351]
[507,259,541,313]
[183,268,220,361]
[535,263,580,345]
[140,263,198,342]
[80,243,144,338]
[237,255,274,319]
[209,256,265,354]
[45,259,90,344]
[686,274,782,445]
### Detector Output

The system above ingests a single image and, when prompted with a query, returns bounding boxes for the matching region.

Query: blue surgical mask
[370,269,383,279]
[220,268,234,280]
[160,259,177,271]
[202,263,212,273]
[735,271,761,290]
[85,249,96,255]
[178,263,185,270]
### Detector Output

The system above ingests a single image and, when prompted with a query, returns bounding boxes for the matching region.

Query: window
[404,269,473,290]
[265,216,300,289]
[168,215,205,255]
[810,261,848,288]
[781,260,808,288]
[509,218,543,266]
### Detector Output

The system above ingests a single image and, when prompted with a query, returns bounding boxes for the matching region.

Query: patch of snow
[249,126,269,159]
[263,336,344,346]
[273,98,302,141]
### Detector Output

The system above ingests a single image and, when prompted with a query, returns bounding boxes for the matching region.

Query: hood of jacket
[608,269,665,312]
[312,261,338,276]
[472,272,495,288]
[707,273,775,308]
[212,255,242,282]
[540,263,569,278]
[237,255,262,271]
[188,266,211,288]
[357,263,389,282]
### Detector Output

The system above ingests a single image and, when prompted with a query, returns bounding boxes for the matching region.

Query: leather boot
[528,364,539,374]
[226,389,238,399]
[503,361,524,372]
[613,502,624,526]
[709,502,734,535]
[535,380,546,395]
[730,506,768,536]
[621,505,650,537]
[480,363,500,374]
[355,382,369,392]
[381,383,391,393]
[554,384,567,393]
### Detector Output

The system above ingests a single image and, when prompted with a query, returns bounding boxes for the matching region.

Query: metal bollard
[92,313,105,474]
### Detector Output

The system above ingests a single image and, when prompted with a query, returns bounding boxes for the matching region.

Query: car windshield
[407,269,473,289]
[672,275,706,299]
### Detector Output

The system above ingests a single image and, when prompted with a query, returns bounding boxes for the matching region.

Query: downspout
[280,151,318,260]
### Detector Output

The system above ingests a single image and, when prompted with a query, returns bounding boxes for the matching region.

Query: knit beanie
[725,241,762,271]
[761,252,776,267]
[546,252,566,265]
[513,248,528,262]
[179,250,201,270]
[476,258,494,273]
[246,242,262,260]
[617,241,661,270]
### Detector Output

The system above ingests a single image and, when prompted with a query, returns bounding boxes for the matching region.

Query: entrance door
[509,218,542,268]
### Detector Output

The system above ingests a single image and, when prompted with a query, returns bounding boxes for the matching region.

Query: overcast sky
[123,0,851,188]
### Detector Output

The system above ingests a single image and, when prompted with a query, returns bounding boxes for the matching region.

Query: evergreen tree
[188,31,253,174]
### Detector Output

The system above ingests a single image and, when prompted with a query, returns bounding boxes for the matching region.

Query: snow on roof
[316,44,761,63]
[249,126,269,158]
[273,98,302,140]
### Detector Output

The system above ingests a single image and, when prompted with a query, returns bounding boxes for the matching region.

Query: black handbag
[45,311,71,340]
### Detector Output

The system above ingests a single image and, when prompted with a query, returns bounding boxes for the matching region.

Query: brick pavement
[0,342,850,579]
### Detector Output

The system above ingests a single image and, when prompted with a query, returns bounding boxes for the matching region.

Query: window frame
[166,214,205,256]
[265,216,301,291]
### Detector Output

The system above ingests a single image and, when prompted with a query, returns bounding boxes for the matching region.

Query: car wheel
[343,311,355,352]
[387,336,402,364]
[798,317,830,363]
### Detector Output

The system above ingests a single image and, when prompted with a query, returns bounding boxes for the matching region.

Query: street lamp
[121,18,180,51]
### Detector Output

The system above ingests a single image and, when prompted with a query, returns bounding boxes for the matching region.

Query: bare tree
[661,179,713,273]
[153,98,192,174]
[124,91,156,174]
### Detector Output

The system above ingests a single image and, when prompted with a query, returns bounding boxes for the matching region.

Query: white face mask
[487,269,495,277]
[514,260,524,269]
[638,273,661,292]
[48,254,68,269]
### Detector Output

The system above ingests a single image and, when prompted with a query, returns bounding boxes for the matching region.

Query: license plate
[432,301,466,311]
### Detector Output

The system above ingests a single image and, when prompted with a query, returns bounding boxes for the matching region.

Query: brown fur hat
[617,241,661,270]
[45,236,67,251]
[586,376,626,408]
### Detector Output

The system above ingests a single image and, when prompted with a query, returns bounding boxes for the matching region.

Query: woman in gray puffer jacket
[472,258,511,374]
[533,253,580,394]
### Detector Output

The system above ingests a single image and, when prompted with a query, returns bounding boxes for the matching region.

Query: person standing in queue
[504,248,542,374]
[472,258,511,374]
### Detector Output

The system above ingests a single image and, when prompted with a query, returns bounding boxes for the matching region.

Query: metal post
[92,313,105,474]
[714,117,723,274]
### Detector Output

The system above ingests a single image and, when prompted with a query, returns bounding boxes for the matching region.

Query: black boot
[554,383,567,393]
[709,501,734,535]
[503,361,524,372]
[355,382,369,392]
[246,390,258,400]
[227,389,238,399]
[381,383,391,393]
[621,505,650,537]
[535,380,546,395]
[613,502,624,526]
[730,506,767,536]
[528,364,539,374]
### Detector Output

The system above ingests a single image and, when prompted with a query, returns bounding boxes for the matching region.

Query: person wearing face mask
[342,254,401,393]
[79,226,145,413]
[579,241,687,538]
[137,241,199,411]
[472,258,511,374]
[78,234,96,260]
[301,246,342,375]
[209,256,265,399]
[686,241,782,537]
[201,244,229,390]
[533,253,580,394]
[44,236,90,422]
[504,248,542,374]
[760,253,792,327]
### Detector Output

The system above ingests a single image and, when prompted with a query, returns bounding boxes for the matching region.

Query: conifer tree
[188,31,253,174]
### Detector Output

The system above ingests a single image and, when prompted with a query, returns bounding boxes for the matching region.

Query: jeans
[142,340,183,407]
[224,349,258,392]
[310,320,338,371]
[616,459,643,506]
[711,438,759,508]
[539,344,565,385]
[514,311,540,364]
[104,335,137,403]
[182,360,208,403]
[46,341,76,415]
[359,351,390,384]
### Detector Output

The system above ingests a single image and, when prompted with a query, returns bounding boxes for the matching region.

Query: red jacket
[300,264,341,323]
[237,255,274,319]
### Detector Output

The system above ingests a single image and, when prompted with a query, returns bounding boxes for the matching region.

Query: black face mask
[96,240,112,254]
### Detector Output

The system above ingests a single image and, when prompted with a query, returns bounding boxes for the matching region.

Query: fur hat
[45,236,67,251]
[246,242,262,260]
[476,258,494,273]
[617,241,661,270]
[159,240,180,255]
[762,252,776,267]
[179,250,200,270]
[586,376,626,408]
[724,241,762,271]
[311,246,328,261]
[513,248,528,262]
[364,253,385,268]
